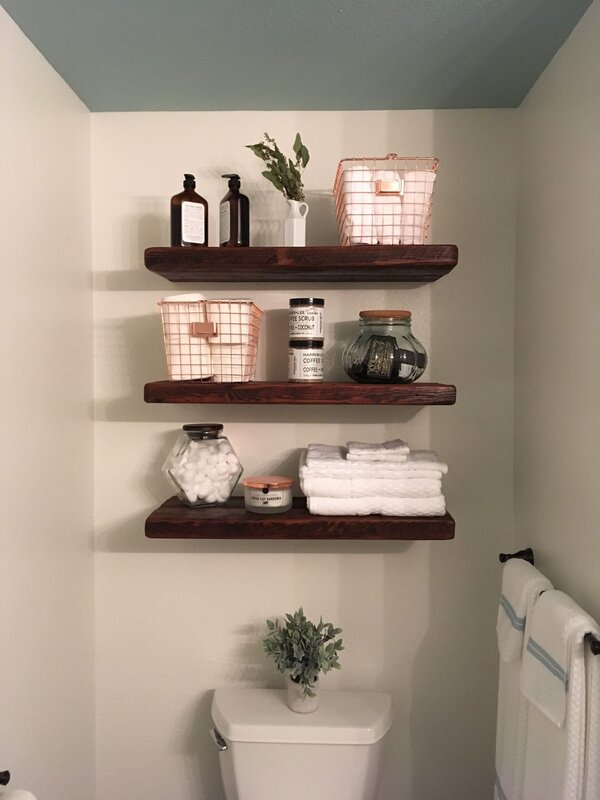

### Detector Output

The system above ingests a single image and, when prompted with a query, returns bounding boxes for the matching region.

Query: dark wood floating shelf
[146,497,455,540]
[144,244,458,283]
[144,381,456,405]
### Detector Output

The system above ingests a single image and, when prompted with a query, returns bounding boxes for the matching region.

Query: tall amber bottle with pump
[171,174,209,247]
[219,173,249,247]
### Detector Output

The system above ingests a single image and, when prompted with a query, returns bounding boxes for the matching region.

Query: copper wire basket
[158,294,263,382]
[332,154,439,246]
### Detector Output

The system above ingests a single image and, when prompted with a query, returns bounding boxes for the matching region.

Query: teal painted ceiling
[1,0,592,111]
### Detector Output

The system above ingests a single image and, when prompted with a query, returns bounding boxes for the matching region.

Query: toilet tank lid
[211,688,393,745]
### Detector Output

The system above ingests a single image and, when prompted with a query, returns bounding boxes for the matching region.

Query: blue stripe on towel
[495,773,508,800]
[526,637,568,686]
[499,593,525,631]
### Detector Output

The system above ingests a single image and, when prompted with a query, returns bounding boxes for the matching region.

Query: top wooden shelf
[144,244,458,283]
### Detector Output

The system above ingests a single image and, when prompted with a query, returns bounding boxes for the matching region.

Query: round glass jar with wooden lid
[342,310,427,383]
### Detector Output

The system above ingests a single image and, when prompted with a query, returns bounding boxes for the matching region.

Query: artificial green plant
[263,607,343,696]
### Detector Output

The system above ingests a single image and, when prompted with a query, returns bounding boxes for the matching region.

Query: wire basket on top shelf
[332,154,439,246]
[158,294,263,383]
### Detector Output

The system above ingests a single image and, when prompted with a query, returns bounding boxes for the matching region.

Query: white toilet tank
[211,687,393,800]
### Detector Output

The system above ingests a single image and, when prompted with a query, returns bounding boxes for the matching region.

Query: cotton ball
[196,479,211,498]
[194,449,208,465]
[215,462,229,476]
[225,453,238,466]
[219,440,232,454]
[207,452,219,465]
[205,492,218,503]
[184,487,198,503]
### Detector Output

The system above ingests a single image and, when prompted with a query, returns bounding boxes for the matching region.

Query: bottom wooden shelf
[145,497,455,540]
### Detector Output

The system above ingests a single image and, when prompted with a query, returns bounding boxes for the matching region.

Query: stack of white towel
[299,439,447,516]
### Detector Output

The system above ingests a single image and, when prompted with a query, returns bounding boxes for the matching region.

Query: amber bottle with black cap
[171,173,208,247]
[219,173,250,247]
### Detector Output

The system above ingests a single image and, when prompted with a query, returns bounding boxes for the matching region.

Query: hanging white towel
[306,494,445,516]
[584,644,600,798]
[497,559,553,663]
[519,590,600,800]
[495,560,553,800]
[520,591,598,727]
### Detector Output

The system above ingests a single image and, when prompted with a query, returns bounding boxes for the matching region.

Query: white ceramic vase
[287,675,318,713]
[283,199,309,247]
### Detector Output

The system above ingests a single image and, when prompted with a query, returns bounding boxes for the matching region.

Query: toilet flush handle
[0,770,10,785]
[210,728,228,752]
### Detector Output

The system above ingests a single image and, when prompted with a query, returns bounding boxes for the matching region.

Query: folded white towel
[497,559,553,663]
[305,445,448,475]
[495,561,553,800]
[373,169,402,245]
[347,438,410,456]
[306,494,445,516]
[301,474,442,499]
[305,444,347,468]
[521,590,599,727]
[399,169,436,245]
[342,164,377,244]
[346,438,409,461]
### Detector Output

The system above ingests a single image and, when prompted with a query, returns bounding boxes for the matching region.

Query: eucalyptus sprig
[246,133,310,202]
[263,607,343,696]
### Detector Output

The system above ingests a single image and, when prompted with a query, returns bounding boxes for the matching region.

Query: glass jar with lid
[342,310,427,383]
[162,423,242,507]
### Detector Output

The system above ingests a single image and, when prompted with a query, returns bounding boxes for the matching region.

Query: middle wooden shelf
[144,380,456,405]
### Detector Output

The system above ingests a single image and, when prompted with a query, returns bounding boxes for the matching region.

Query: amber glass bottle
[170,174,209,247]
[219,173,249,247]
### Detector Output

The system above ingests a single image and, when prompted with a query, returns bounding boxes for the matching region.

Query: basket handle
[190,322,218,338]
[375,177,405,196]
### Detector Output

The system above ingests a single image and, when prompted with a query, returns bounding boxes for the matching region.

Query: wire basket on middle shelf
[332,154,439,246]
[158,294,263,382]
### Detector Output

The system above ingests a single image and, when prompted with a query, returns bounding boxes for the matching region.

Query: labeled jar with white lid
[342,310,427,383]
[288,340,324,382]
[163,424,242,507]
[242,475,294,514]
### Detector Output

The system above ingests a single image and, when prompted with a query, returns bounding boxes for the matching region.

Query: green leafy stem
[246,132,310,202]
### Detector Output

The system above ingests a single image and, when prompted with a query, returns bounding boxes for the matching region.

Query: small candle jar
[242,475,294,514]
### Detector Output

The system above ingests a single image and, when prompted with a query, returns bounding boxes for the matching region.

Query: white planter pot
[283,200,309,247]
[287,675,318,713]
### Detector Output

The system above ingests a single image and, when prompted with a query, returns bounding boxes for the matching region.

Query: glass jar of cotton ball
[163,424,242,507]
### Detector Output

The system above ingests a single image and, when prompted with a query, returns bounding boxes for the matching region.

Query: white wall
[515,0,600,621]
[0,9,95,800]
[92,109,517,800]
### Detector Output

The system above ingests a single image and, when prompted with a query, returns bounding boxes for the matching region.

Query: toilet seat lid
[211,688,393,745]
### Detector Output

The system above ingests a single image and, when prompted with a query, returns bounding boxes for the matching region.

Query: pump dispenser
[219,173,249,247]
[171,173,209,247]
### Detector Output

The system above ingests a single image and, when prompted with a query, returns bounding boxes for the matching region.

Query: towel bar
[498,547,534,565]
[498,547,600,655]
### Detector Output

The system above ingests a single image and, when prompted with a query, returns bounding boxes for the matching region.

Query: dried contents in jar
[343,310,427,383]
